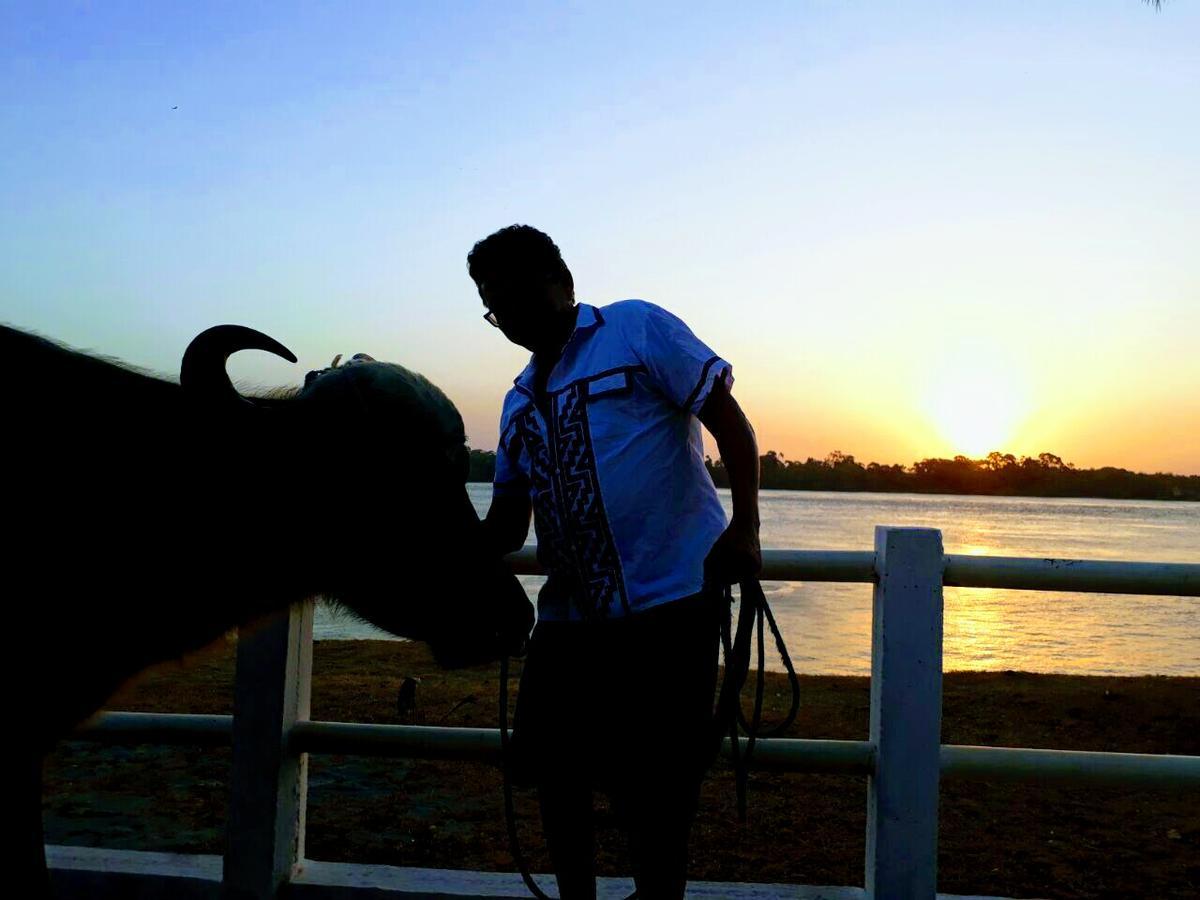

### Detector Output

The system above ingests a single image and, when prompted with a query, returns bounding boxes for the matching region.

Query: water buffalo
[4,323,532,891]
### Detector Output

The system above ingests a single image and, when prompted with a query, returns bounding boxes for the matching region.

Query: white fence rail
[59,526,1200,900]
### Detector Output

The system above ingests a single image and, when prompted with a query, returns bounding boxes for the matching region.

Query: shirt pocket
[584,369,633,399]
[581,370,641,453]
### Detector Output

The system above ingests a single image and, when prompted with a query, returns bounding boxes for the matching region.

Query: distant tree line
[468,449,498,483]
[468,448,1199,501]
[716,450,1200,501]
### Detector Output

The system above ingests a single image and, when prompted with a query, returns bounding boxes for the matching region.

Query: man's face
[477,273,573,353]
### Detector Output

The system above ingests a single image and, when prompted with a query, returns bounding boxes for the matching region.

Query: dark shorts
[510,588,723,795]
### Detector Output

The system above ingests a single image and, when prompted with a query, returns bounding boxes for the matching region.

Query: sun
[922,347,1030,458]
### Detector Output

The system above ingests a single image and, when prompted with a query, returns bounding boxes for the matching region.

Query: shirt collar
[513,303,604,394]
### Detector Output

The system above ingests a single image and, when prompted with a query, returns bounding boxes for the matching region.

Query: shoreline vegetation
[467,449,1200,501]
[46,640,1199,899]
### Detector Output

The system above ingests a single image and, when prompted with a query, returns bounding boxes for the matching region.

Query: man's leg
[517,620,598,900]
[617,591,723,900]
[621,774,702,900]
[538,772,597,900]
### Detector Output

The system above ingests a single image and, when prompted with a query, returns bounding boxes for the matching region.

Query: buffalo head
[181,324,533,667]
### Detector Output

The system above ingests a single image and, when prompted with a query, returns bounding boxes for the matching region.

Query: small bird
[172,106,178,110]
[397,676,420,721]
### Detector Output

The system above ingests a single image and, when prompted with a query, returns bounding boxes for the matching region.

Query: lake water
[316,486,1199,676]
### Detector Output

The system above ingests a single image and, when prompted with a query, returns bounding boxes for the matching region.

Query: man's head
[468,225,576,354]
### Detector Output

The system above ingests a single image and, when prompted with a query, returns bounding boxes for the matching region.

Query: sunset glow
[1,4,1197,474]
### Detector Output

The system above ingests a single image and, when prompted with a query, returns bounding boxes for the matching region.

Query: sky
[3,2,1198,475]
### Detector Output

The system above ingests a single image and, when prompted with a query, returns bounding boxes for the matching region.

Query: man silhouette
[471,225,760,900]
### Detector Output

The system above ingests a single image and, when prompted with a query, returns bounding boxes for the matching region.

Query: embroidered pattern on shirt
[516,384,628,619]
[514,412,573,581]
[555,383,628,617]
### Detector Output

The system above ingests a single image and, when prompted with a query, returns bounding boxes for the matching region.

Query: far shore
[463,446,1200,501]
[45,639,1199,900]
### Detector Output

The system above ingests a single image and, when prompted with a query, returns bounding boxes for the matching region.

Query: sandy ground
[42,638,1199,899]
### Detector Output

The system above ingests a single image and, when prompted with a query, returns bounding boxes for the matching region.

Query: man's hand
[429,578,534,668]
[704,518,762,586]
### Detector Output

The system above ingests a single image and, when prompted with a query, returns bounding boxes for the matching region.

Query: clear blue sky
[3,2,1197,473]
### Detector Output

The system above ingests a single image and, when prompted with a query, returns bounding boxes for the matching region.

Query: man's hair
[467,225,574,294]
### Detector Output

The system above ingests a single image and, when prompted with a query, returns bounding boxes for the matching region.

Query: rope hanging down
[498,577,800,899]
[714,578,801,821]
[499,652,567,900]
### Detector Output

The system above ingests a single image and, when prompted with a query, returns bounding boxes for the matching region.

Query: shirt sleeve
[635,301,734,415]
[492,423,530,500]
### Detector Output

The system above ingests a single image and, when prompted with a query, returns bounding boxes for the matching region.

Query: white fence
[54,526,1200,899]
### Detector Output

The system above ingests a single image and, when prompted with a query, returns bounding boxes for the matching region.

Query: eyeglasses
[483,310,501,328]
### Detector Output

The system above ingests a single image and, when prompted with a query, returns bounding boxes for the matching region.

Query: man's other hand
[704,519,762,586]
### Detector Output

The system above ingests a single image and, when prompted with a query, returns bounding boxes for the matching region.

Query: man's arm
[482,492,533,556]
[698,377,762,584]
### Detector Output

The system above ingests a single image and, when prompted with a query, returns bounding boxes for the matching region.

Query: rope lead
[715,579,801,821]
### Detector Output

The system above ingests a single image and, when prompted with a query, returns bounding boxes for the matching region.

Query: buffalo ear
[181,325,297,406]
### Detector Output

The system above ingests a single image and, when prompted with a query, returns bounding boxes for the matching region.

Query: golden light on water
[922,346,1031,458]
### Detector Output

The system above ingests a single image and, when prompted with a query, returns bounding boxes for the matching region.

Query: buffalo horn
[180,324,297,406]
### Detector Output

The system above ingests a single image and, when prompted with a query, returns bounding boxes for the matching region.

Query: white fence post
[223,601,314,899]
[866,527,944,900]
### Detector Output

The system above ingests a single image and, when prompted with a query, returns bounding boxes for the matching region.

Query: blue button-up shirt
[494,299,732,622]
